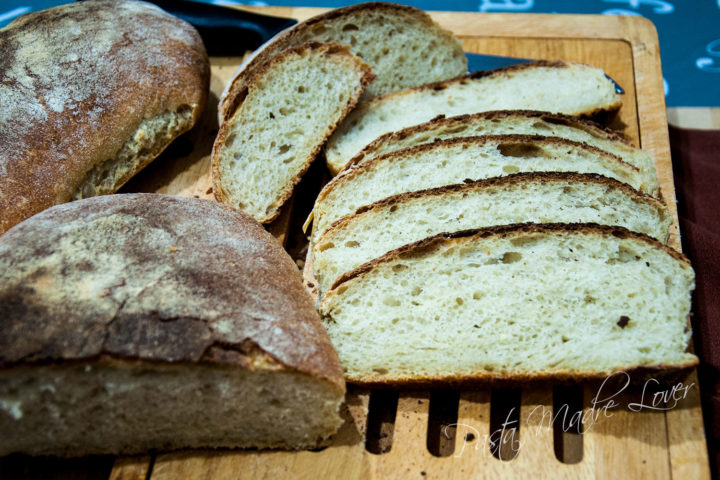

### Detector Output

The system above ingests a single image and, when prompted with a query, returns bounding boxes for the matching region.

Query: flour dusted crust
[0,0,210,234]
[0,194,343,388]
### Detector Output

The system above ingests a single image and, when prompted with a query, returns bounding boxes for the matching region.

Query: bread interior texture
[313,175,671,297]
[313,138,651,241]
[216,47,366,222]
[320,229,695,383]
[72,105,194,200]
[0,360,344,457]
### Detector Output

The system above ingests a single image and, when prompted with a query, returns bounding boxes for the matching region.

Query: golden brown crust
[0,194,344,389]
[316,134,636,208]
[318,172,670,244]
[347,109,634,167]
[345,359,699,388]
[219,2,456,121]
[0,0,210,235]
[212,42,374,224]
[327,223,691,292]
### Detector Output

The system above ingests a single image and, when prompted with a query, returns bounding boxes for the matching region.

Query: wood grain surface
[103,8,708,480]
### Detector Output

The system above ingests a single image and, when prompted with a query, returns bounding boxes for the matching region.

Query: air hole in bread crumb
[225,133,237,148]
[502,252,523,264]
[344,241,360,248]
[472,291,484,300]
[383,296,401,307]
[392,264,407,272]
[373,368,389,374]
[317,242,334,252]
[297,85,305,93]
[502,165,520,174]
[617,316,630,328]
[531,121,552,131]
[411,286,422,296]
[498,142,547,158]
[278,144,291,154]
[342,23,359,31]
[455,297,463,305]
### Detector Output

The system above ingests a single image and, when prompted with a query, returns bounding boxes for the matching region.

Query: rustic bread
[319,224,697,385]
[0,0,210,235]
[348,110,656,178]
[0,194,344,457]
[324,61,623,174]
[312,135,657,242]
[218,2,466,122]
[212,42,373,224]
[311,173,671,299]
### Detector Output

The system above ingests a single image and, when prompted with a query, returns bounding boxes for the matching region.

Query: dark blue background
[1,0,717,106]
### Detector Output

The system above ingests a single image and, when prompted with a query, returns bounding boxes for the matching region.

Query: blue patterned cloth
[1,0,717,106]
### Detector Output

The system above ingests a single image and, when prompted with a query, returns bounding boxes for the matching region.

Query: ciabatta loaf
[219,2,466,122]
[311,173,671,298]
[312,135,657,241]
[0,0,209,234]
[325,61,623,174]
[348,110,656,177]
[212,42,373,223]
[319,224,697,385]
[0,194,344,456]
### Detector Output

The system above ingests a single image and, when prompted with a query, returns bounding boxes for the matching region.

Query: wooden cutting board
[109,8,710,480]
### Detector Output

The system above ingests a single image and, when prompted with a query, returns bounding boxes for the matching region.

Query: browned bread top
[0,0,210,234]
[0,194,343,388]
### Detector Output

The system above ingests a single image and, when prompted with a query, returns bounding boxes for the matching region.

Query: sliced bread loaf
[212,42,373,223]
[312,135,657,242]
[219,2,466,122]
[347,110,656,178]
[319,224,697,385]
[324,61,623,174]
[311,173,671,298]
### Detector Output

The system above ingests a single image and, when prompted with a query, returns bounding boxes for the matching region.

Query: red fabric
[670,125,720,477]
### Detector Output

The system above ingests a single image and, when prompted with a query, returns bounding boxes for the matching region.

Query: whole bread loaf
[0,194,344,456]
[310,172,671,299]
[0,0,209,234]
[319,224,697,386]
[324,61,623,174]
[218,2,466,122]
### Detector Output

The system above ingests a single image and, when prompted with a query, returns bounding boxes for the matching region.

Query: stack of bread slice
[308,103,697,385]
[212,2,468,223]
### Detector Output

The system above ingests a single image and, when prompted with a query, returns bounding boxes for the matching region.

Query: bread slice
[348,110,656,178]
[311,135,657,242]
[319,224,697,386]
[0,194,345,456]
[324,61,623,175]
[212,42,373,224]
[311,173,672,299]
[219,2,466,122]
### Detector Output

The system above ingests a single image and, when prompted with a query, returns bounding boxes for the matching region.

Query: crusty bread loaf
[311,173,671,299]
[0,194,344,457]
[348,110,656,177]
[218,2,466,122]
[324,61,623,175]
[212,42,373,223]
[319,224,697,386]
[0,0,210,235]
[312,135,657,242]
